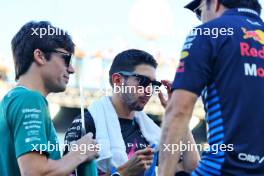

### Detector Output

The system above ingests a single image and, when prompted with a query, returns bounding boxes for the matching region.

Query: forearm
[182,130,200,172]
[159,109,190,175]
[117,165,130,176]
[159,90,197,176]
[20,151,84,176]
[44,151,84,176]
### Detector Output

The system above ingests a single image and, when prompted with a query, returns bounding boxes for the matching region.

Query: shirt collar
[223,8,260,19]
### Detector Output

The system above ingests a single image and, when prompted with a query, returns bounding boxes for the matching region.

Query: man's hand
[118,147,154,176]
[18,132,99,176]
[158,80,172,108]
[71,132,99,163]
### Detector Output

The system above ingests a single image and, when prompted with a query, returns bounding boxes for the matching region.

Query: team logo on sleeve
[182,35,196,50]
[176,60,185,73]
[242,28,264,45]
[176,51,188,73]
[180,51,189,59]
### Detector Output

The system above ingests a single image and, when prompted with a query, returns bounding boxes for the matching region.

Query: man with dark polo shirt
[159,0,264,175]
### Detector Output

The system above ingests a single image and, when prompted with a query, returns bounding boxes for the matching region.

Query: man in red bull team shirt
[159,0,264,175]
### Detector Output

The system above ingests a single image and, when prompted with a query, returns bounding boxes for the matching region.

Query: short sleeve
[172,27,214,96]
[7,92,50,158]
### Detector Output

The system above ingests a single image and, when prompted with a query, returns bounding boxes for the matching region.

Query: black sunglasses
[118,71,162,89]
[44,50,72,67]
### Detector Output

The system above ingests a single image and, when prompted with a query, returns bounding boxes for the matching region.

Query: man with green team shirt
[0,21,98,175]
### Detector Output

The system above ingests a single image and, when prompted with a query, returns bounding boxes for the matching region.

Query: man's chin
[52,85,66,93]
[133,106,144,111]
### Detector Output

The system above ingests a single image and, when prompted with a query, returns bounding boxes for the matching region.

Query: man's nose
[67,64,75,74]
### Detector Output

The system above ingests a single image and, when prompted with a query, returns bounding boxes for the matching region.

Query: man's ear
[112,73,123,87]
[33,49,46,65]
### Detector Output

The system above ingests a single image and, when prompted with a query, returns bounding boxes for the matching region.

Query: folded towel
[88,96,161,172]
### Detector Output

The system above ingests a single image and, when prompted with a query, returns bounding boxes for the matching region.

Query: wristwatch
[111,172,121,176]
[111,166,121,176]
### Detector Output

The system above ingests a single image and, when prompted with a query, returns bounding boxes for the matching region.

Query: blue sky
[1,0,264,87]
[0,0,200,55]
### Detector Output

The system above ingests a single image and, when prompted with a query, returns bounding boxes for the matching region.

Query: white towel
[88,96,161,172]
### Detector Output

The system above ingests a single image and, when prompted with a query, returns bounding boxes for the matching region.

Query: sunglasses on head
[118,71,162,89]
[44,49,72,67]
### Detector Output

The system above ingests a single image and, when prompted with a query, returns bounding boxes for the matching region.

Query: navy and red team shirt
[172,8,264,175]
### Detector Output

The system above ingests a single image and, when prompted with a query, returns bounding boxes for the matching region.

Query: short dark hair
[11,21,75,80]
[109,49,158,86]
